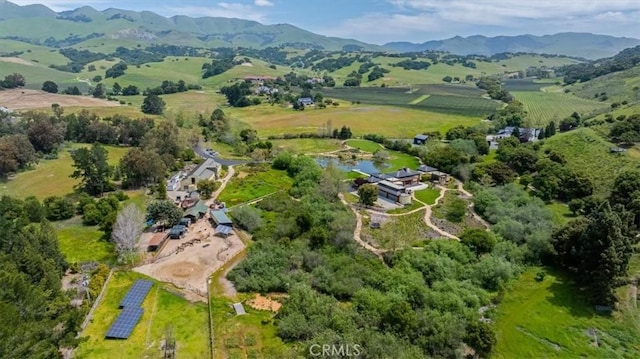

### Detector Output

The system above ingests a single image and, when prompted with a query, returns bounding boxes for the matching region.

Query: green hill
[569,65,640,104]
[0,0,381,51]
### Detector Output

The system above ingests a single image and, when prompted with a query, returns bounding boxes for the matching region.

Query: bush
[230,206,264,233]
[535,270,546,282]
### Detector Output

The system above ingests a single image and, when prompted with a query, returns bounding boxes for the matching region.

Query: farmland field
[503,78,557,92]
[494,268,640,359]
[218,165,293,207]
[76,271,210,359]
[270,138,343,154]
[512,91,609,125]
[414,94,500,116]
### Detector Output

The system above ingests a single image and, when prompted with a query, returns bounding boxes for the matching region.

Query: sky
[9,0,640,44]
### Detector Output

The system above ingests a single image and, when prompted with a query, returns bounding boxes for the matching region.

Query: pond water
[315,157,389,174]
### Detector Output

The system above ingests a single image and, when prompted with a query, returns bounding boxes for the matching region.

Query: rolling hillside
[569,65,640,104]
[385,33,640,59]
[0,0,380,51]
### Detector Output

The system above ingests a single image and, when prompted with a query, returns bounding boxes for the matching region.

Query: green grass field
[415,94,499,116]
[570,65,640,104]
[363,210,430,250]
[494,268,640,358]
[542,128,640,197]
[228,103,480,138]
[546,202,578,226]
[503,78,559,92]
[0,144,129,199]
[76,271,210,359]
[346,139,383,152]
[218,165,293,207]
[270,138,343,154]
[414,187,441,205]
[55,220,115,264]
[513,91,609,126]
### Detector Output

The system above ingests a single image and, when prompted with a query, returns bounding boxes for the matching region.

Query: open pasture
[513,91,609,125]
[218,165,293,207]
[0,144,129,199]
[229,103,481,138]
[494,268,640,359]
[76,271,210,359]
[0,88,120,111]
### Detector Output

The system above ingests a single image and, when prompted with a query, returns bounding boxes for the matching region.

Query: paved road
[192,144,249,166]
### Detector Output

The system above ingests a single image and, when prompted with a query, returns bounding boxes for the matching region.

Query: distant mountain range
[0,0,381,51]
[384,33,640,60]
[1,0,639,60]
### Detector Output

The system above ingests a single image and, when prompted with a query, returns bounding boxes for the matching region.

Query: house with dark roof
[183,200,209,222]
[210,209,233,228]
[377,180,412,204]
[413,134,429,145]
[486,126,541,148]
[297,97,314,106]
[386,168,421,186]
[417,165,449,184]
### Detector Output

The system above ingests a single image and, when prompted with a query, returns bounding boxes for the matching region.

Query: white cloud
[9,0,109,11]
[254,0,273,7]
[322,0,640,43]
[165,3,267,22]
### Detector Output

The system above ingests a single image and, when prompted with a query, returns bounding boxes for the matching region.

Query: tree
[2,73,25,88]
[112,82,122,95]
[111,204,144,264]
[358,184,378,206]
[422,146,468,174]
[141,94,165,115]
[460,229,497,255]
[446,197,466,222]
[230,205,263,232]
[42,80,58,93]
[43,195,74,220]
[119,148,166,187]
[26,112,66,153]
[465,321,497,358]
[92,83,105,98]
[147,200,182,227]
[70,143,112,196]
[63,86,82,95]
[197,179,218,199]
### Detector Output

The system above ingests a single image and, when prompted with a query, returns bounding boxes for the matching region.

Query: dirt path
[217,250,247,298]
[419,189,460,240]
[338,193,385,260]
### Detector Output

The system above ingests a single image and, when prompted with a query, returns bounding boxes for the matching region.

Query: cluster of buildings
[353,166,449,205]
[147,158,232,252]
[485,126,541,149]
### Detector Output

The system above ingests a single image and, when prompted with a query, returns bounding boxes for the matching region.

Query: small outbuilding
[147,232,168,252]
[210,209,233,228]
[215,225,233,238]
[232,302,246,315]
[413,134,429,145]
[183,200,209,222]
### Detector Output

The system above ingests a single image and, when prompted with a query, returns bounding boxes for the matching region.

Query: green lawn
[346,139,383,153]
[218,165,293,207]
[270,138,343,154]
[0,144,129,199]
[55,221,115,264]
[494,268,640,358]
[363,210,430,250]
[388,151,420,171]
[414,187,441,205]
[546,202,577,226]
[76,271,210,359]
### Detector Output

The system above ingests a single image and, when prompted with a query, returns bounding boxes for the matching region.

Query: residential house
[377,180,412,204]
[486,126,541,148]
[242,75,276,83]
[368,168,421,187]
[183,158,220,190]
[297,97,314,106]
[413,134,429,145]
[417,165,449,185]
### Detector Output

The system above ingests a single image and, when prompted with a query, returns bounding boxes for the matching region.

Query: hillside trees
[70,143,112,196]
[141,121,183,168]
[26,112,66,153]
[141,94,165,115]
[0,196,81,357]
[0,134,37,175]
[119,147,166,188]
[42,80,58,93]
[1,73,25,88]
[105,62,127,78]
[220,81,252,107]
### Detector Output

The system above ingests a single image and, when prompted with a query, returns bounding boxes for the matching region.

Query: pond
[315,157,389,174]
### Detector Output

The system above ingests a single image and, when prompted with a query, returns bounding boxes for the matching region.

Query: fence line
[207,279,215,359]
[80,268,114,332]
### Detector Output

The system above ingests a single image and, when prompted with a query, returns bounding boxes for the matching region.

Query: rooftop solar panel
[119,279,153,309]
[105,307,144,339]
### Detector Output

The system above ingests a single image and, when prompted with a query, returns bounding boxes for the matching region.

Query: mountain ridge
[385,32,640,59]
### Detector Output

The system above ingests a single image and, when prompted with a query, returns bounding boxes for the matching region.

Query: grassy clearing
[55,220,115,264]
[414,187,441,205]
[388,152,420,171]
[76,271,210,359]
[542,128,640,197]
[99,56,210,90]
[546,202,577,226]
[494,267,640,358]
[346,139,383,153]
[218,165,293,207]
[228,103,480,138]
[270,138,342,154]
[362,210,430,250]
[513,91,608,126]
[0,144,129,199]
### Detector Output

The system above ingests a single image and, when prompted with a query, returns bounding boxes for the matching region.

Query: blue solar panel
[105,307,144,339]
[119,279,153,309]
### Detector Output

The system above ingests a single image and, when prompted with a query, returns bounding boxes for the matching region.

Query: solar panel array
[105,279,154,340]
[105,307,144,339]
[119,279,153,308]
